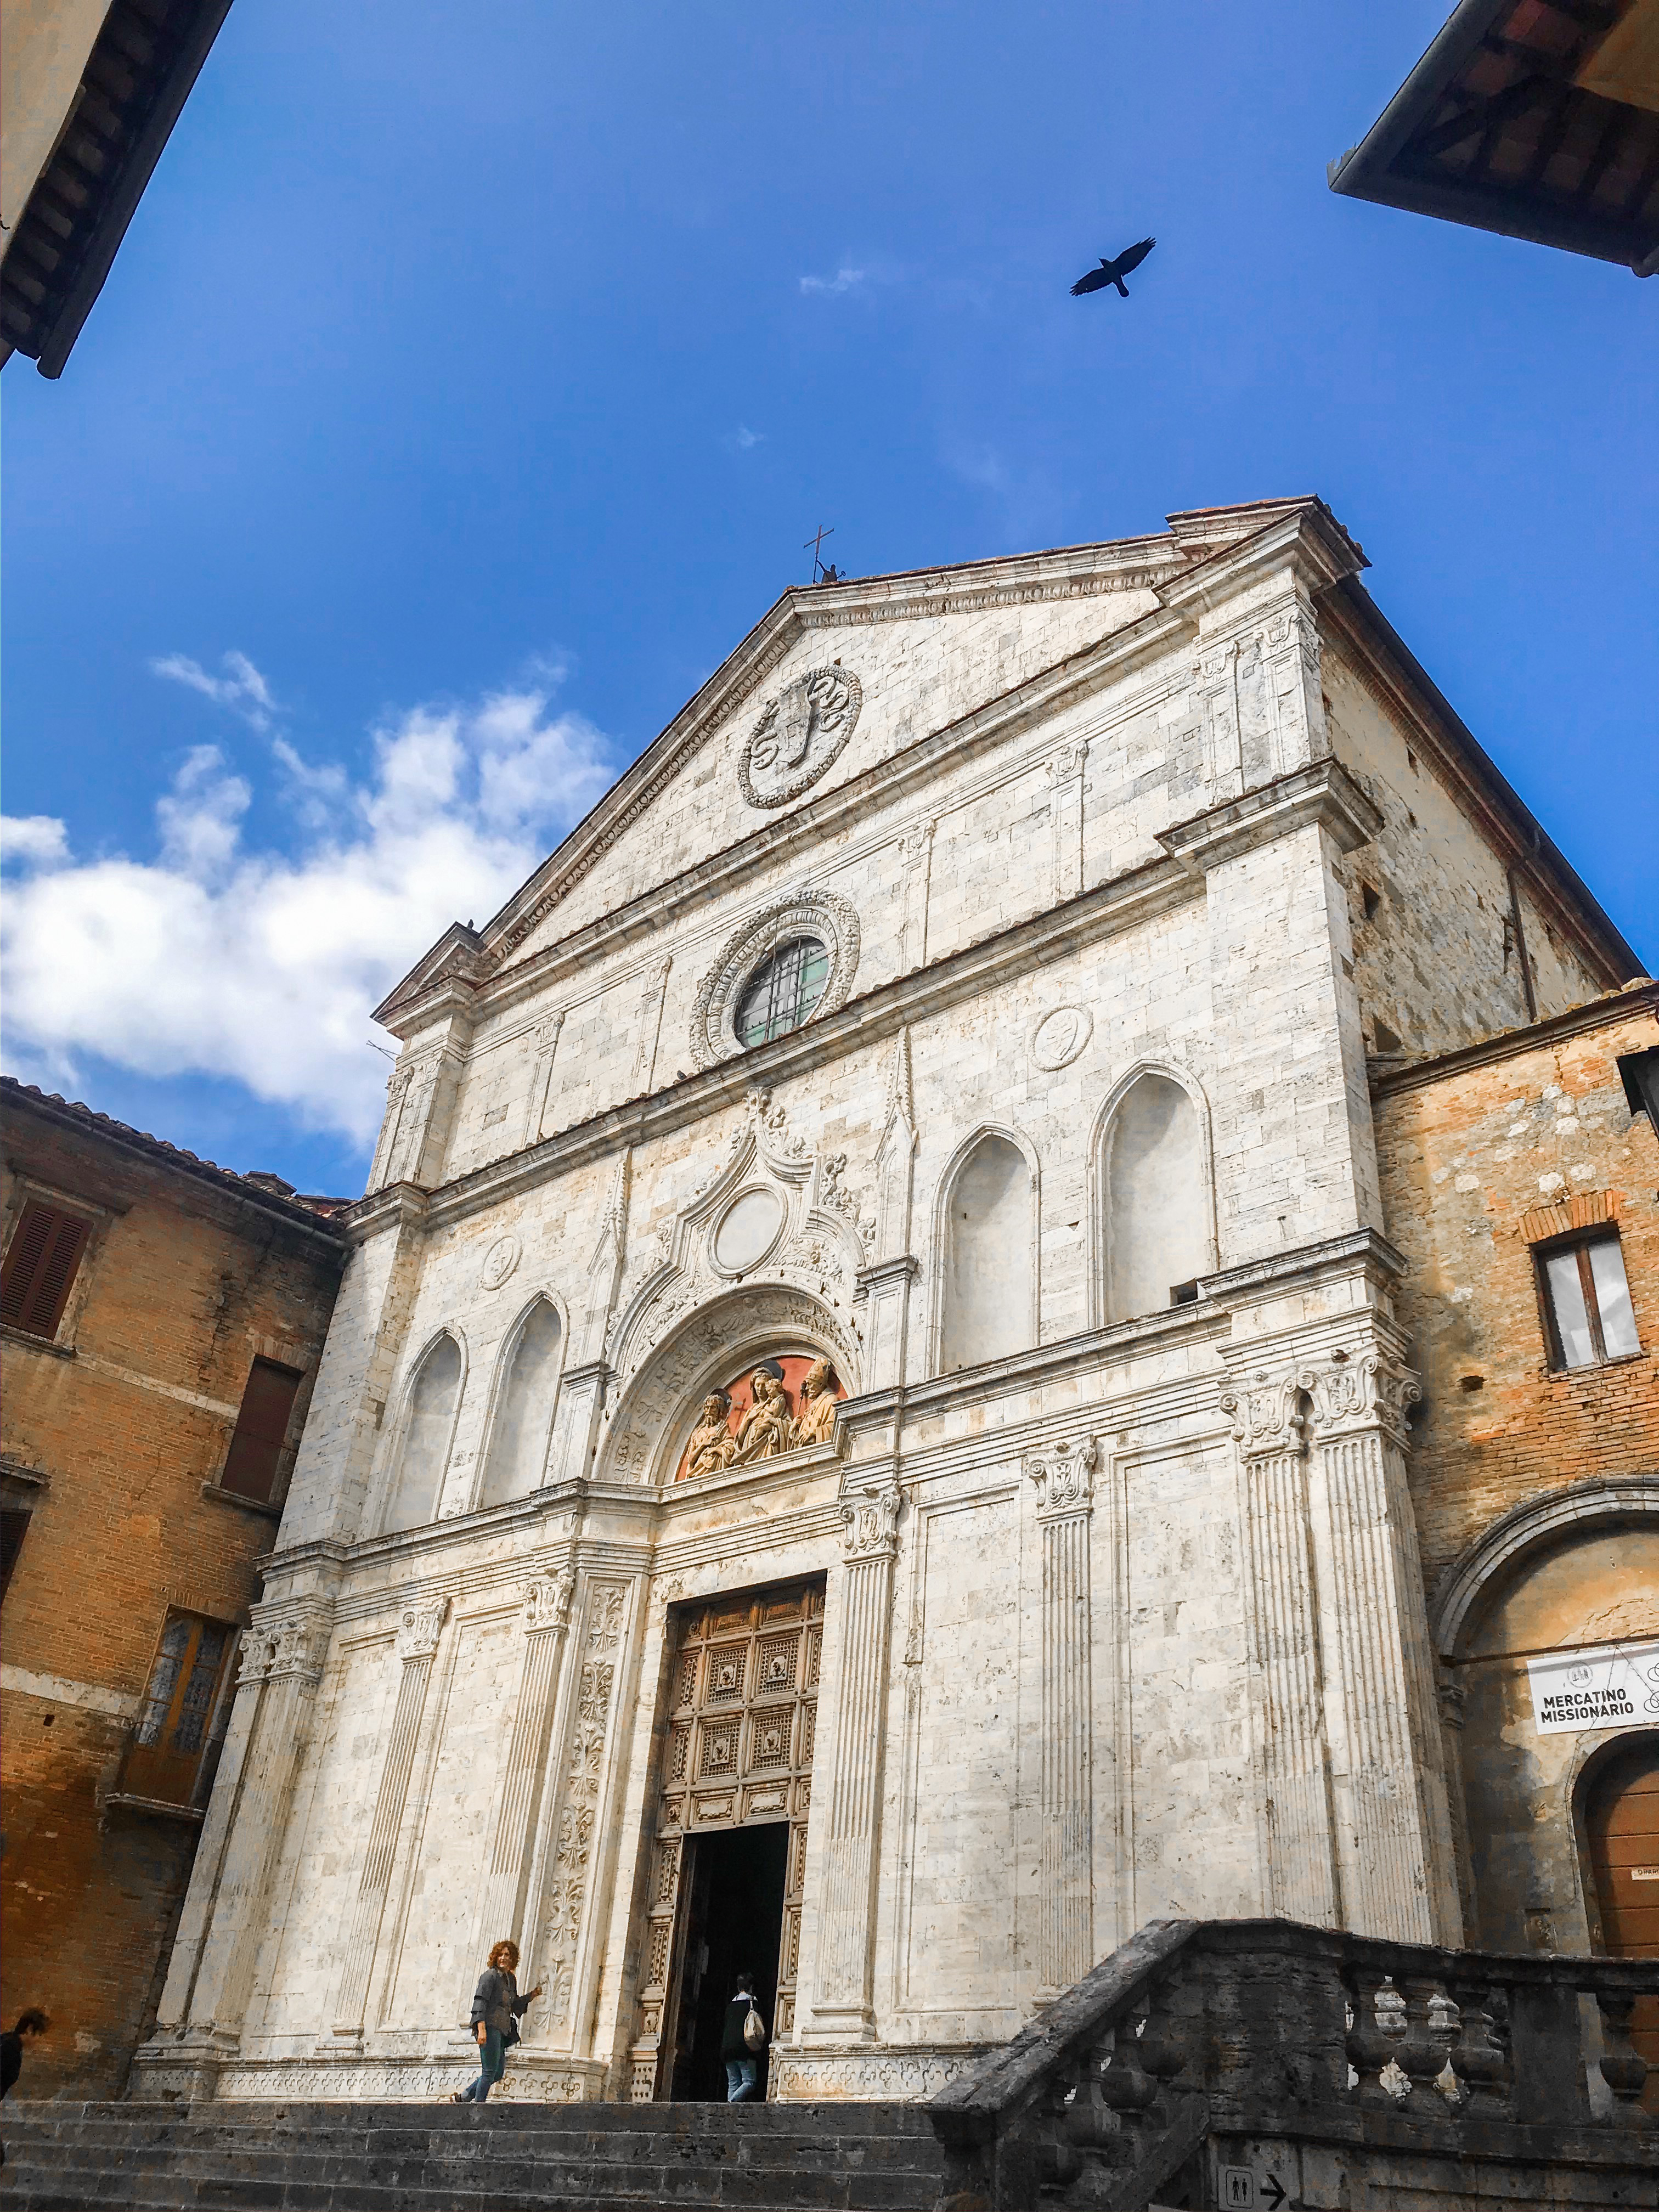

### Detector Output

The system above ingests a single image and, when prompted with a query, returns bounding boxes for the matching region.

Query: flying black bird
[1071,237,1156,299]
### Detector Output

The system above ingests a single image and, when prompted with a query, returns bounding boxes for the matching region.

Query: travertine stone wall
[133,504,1636,2106]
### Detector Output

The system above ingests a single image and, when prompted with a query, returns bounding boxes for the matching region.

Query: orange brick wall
[1375,996,1659,1594]
[0,1096,344,2096]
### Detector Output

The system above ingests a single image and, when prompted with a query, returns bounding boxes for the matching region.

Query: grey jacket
[470,1966,529,2039]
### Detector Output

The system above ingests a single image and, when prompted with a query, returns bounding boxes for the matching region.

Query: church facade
[133,497,1638,2106]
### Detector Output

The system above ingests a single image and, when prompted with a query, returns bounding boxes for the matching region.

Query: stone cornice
[1199,1226,1406,1305]
[344,760,1375,1239]
[1369,980,1659,1100]
[341,1181,430,1247]
[1156,757,1384,872]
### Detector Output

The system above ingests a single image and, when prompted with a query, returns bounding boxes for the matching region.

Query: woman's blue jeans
[725,2056,759,2102]
[460,2028,506,2102]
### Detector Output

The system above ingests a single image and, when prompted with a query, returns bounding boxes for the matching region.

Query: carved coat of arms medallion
[738,665,863,809]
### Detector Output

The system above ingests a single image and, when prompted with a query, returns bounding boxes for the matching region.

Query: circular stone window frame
[690,889,862,1071]
[709,1184,789,1279]
[737,666,864,811]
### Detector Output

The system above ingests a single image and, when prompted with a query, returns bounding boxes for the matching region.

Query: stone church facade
[132,496,1639,2106]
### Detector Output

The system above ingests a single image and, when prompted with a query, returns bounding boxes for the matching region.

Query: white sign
[1527,1638,1659,1735]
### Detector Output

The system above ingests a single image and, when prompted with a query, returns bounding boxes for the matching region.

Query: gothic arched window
[478,1299,562,1509]
[736,936,831,1049]
[938,1132,1035,1373]
[383,1333,462,1533]
[1101,1073,1209,1323]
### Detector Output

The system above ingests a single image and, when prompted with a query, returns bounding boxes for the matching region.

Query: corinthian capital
[840,1484,902,1563]
[1025,1436,1098,1519]
[241,1611,328,1687]
[395,1595,450,1663]
[1220,1368,1315,1459]
[1310,1352,1420,1448]
[523,1566,576,1637]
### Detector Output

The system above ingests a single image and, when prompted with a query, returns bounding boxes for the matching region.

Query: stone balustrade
[929,1917,1657,2212]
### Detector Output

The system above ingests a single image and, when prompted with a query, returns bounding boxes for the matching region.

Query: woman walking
[452,1941,540,2104]
[720,1971,764,2102]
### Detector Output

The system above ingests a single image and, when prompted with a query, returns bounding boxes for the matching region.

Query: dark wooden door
[1587,1733,1659,2113]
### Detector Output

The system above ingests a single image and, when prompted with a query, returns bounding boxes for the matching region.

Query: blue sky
[4,0,1654,1197]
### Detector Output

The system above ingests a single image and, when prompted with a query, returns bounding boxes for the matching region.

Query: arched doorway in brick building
[1582,1731,1659,2113]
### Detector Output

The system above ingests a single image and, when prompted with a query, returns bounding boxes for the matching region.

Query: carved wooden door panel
[628,1578,824,2101]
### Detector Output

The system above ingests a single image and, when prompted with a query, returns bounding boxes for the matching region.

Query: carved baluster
[1038,2062,1087,2189]
[1394,1976,1454,2117]
[1345,1968,1401,2110]
[1098,2012,1159,2158]
[1136,1981,1191,2102]
[1448,1975,1513,2121]
[1064,2038,1132,2169]
[1595,1993,1651,2125]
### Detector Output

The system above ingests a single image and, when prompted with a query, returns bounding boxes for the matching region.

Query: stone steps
[0,2100,948,2212]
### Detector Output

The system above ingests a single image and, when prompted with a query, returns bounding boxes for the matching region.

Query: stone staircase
[0,2099,948,2212]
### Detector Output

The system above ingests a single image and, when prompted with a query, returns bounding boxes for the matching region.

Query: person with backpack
[451,1941,541,2104]
[720,1971,766,2102]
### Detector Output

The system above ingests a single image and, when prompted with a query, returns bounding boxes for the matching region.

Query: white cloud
[151,648,278,730]
[1,675,613,1150]
[729,425,764,451]
[1,816,70,869]
[799,267,866,297]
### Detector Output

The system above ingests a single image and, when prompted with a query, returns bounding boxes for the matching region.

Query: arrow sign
[1261,2176,1286,2211]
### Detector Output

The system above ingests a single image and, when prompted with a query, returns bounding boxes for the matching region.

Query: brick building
[1374,982,1659,2086]
[0,1078,347,2097]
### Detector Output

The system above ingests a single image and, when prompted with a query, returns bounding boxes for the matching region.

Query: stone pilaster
[810,1483,902,2039]
[1223,1366,1340,1927]
[477,1568,577,1949]
[1026,1436,1097,1994]
[522,1012,566,1147]
[898,820,934,973]
[1306,1350,1459,1945]
[158,1611,328,2060]
[331,1598,450,2044]
[1046,739,1089,901]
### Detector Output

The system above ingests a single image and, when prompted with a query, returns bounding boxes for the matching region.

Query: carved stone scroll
[1027,1437,1098,1993]
[810,1485,902,2036]
[332,1598,451,2039]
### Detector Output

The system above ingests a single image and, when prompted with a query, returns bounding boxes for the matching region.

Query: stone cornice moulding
[1155,757,1384,873]
[1369,981,1659,1100]
[1198,1224,1407,1305]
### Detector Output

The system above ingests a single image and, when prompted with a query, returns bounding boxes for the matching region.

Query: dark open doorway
[665,1821,788,2102]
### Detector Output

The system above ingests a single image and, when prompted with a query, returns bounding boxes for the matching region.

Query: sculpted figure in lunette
[790,1358,840,1449]
[731,1364,794,1463]
[685,1391,738,1479]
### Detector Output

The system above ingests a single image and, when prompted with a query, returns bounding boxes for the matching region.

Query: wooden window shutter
[219,1357,304,1502]
[0,1201,92,1339]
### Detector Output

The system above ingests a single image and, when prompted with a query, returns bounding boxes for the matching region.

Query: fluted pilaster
[1026,1437,1097,1993]
[332,1598,449,2038]
[478,1568,576,1948]
[811,1485,901,2036]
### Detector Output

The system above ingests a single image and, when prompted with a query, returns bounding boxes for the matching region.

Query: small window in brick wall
[0,1199,91,1339]
[1536,1231,1641,1371]
[219,1357,305,1503]
[123,1612,238,1807]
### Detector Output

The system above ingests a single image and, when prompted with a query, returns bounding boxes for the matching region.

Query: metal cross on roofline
[803,523,836,583]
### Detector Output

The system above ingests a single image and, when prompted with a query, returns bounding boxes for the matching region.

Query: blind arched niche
[383,1333,462,1533]
[938,1131,1035,1374]
[478,1298,562,1509]
[1101,1072,1209,1323]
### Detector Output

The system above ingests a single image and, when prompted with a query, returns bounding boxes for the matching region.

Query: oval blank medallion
[1031,1006,1092,1071]
[713,1187,784,1273]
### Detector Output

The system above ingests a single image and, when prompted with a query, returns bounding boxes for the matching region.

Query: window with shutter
[0,1200,92,1339]
[219,1357,305,1503]
[122,1611,237,1806]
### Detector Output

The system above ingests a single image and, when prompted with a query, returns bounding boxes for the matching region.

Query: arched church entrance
[603,1291,855,2102]
[1582,1733,1659,2112]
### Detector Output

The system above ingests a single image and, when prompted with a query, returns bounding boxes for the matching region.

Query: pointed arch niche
[934,1128,1037,1375]
[381,1330,464,1534]
[476,1295,565,1510]
[1093,1066,1215,1327]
